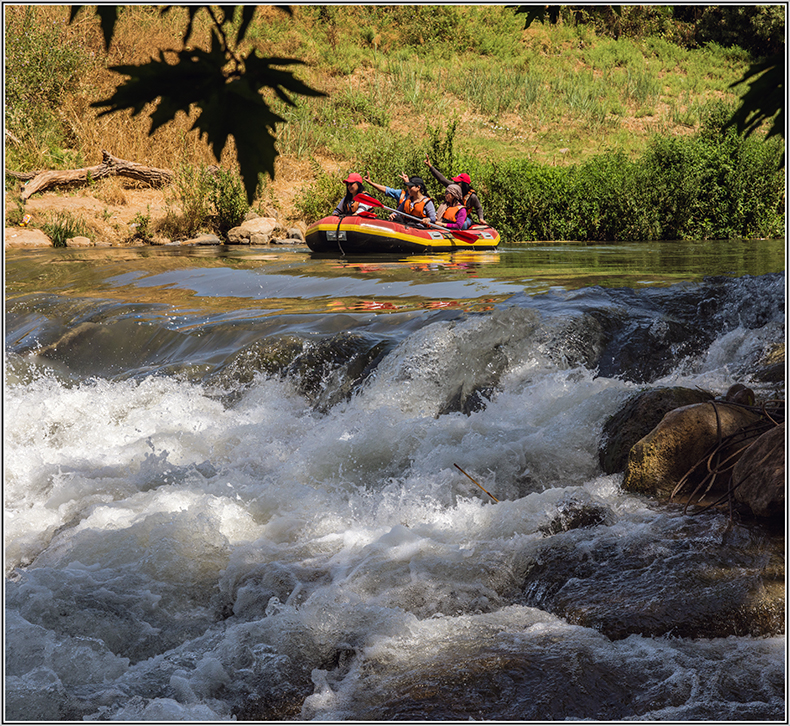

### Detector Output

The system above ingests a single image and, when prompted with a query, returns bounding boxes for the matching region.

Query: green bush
[209,168,249,236]
[294,162,343,224]
[41,211,88,248]
[128,210,153,242]
[477,126,784,242]
[169,163,214,237]
[4,7,93,171]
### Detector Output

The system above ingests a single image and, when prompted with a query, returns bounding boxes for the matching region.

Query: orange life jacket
[399,191,431,220]
[341,198,360,214]
[440,204,462,224]
[462,188,476,210]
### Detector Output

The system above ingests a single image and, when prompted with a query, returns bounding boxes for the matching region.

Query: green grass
[5,4,783,243]
[40,211,88,248]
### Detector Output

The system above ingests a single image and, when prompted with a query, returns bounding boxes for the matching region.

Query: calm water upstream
[4,239,786,721]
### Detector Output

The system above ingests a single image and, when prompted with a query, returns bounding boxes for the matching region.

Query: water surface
[5,239,786,721]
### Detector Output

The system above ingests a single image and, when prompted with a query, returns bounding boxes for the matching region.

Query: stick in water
[454,463,499,502]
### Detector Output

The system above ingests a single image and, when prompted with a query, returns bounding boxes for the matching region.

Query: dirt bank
[4,155,341,249]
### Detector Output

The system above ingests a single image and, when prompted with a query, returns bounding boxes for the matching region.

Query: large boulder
[623,402,762,497]
[226,217,287,245]
[599,387,714,474]
[733,423,785,519]
[5,227,51,248]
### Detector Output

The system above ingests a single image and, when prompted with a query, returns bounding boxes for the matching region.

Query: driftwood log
[7,150,174,200]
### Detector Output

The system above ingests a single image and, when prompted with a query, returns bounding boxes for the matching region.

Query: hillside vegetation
[4,5,785,242]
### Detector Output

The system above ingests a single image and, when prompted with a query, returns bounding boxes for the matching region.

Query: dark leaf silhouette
[72,5,325,204]
[725,53,784,141]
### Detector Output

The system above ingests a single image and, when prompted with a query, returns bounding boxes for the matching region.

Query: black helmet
[407,176,427,195]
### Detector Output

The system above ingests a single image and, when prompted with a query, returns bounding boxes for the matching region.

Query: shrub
[41,211,88,248]
[166,163,214,238]
[294,162,341,224]
[4,6,93,171]
[128,210,153,242]
[209,168,249,236]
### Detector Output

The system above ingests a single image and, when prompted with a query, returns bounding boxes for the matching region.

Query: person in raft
[333,172,372,216]
[434,183,468,230]
[424,154,486,227]
[364,173,436,226]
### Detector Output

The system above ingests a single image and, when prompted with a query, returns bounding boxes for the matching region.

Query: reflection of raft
[305,215,500,254]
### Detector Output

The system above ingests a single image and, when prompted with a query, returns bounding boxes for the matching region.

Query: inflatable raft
[305,215,500,254]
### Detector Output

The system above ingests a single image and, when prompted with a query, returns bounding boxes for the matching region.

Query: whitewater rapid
[5,267,785,721]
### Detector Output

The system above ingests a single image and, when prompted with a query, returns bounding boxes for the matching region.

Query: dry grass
[7,6,762,226]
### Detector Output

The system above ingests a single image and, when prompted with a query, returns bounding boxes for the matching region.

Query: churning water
[4,242,786,721]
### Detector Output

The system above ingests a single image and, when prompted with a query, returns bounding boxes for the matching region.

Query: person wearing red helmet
[424,155,486,227]
[333,172,372,216]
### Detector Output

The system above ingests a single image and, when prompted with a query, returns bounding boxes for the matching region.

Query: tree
[69,5,325,204]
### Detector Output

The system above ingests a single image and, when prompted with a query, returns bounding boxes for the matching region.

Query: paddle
[353,193,479,243]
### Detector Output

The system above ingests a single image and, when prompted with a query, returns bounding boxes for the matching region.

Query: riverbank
[4,161,319,249]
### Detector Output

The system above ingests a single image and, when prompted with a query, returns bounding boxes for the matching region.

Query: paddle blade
[354,192,383,208]
[452,229,479,243]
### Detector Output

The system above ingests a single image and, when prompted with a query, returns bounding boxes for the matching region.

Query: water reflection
[5,239,784,321]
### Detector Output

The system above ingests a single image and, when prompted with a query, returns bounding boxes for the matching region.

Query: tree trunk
[9,150,174,200]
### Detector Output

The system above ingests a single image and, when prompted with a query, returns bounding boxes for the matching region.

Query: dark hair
[407,176,427,195]
[343,181,366,209]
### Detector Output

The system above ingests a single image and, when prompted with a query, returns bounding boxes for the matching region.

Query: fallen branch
[454,463,499,502]
[8,150,174,200]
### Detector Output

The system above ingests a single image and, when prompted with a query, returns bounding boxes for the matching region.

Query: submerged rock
[539,495,614,536]
[622,402,762,498]
[599,387,714,474]
[206,332,390,411]
[522,511,784,641]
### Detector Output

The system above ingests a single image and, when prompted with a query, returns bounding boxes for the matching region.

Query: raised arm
[363,173,387,195]
[424,154,451,187]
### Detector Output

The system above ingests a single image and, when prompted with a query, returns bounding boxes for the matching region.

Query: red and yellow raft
[305,215,500,254]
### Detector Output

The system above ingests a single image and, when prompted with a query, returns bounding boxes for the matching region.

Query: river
[4,239,786,721]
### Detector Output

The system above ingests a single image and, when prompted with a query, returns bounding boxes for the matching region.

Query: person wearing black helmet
[364,172,436,226]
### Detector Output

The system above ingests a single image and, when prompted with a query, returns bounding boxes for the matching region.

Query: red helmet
[452,173,471,184]
[343,172,364,184]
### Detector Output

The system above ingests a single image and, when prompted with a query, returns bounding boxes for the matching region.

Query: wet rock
[522,512,785,640]
[623,402,762,497]
[599,387,714,474]
[206,333,391,411]
[182,233,221,246]
[539,496,614,536]
[66,236,92,248]
[752,342,785,387]
[437,384,494,416]
[725,383,755,405]
[733,423,785,519]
